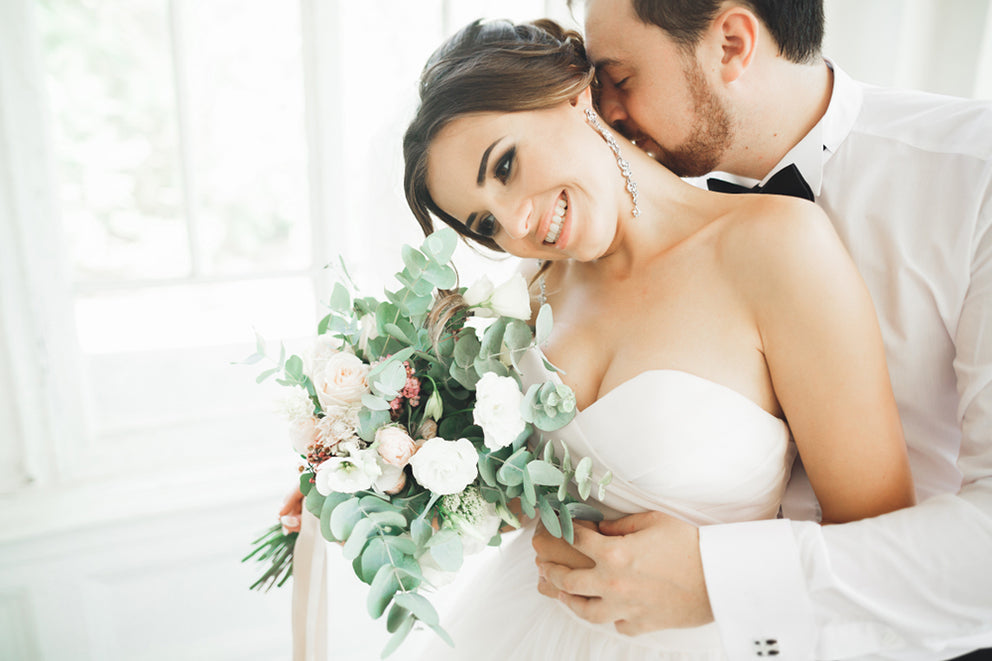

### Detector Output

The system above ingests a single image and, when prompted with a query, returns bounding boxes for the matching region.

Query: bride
[291,17,915,661]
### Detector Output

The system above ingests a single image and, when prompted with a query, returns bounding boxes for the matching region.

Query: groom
[534,1,992,659]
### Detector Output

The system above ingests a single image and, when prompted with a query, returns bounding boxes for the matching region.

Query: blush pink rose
[375,426,417,467]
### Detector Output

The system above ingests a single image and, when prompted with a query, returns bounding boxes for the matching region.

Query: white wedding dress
[293,349,795,660]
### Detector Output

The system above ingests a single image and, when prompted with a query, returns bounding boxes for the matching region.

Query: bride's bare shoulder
[714,196,848,284]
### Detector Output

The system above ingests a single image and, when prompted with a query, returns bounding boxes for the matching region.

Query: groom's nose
[597,83,629,127]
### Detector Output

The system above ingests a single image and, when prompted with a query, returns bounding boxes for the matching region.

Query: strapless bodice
[520,349,795,526]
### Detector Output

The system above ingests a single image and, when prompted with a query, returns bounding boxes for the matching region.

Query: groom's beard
[654,57,733,178]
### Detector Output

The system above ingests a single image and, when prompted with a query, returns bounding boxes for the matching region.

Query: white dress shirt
[698,63,992,660]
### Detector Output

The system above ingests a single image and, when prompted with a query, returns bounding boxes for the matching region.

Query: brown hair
[571,0,823,64]
[403,19,594,252]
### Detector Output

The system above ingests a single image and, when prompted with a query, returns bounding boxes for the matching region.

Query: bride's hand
[278,487,304,533]
[532,519,597,599]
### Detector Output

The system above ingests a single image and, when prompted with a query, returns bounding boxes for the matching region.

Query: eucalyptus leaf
[368,510,408,532]
[284,355,304,381]
[384,322,412,344]
[575,456,594,500]
[255,366,279,384]
[428,622,455,648]
[299,471,314,497]
[381,615,415,658]
[558,502,575,544]
[361,537,392,584]
[401,245,428,276]
[343,518,376,560]
[537,496,562,538]
[495,502,521,528]
[411,518,433,548]
[522,470,537,510]
[368,565,401,620]
[362,393,392,411]
[527,460,564,486]
[477,452,497,486]
[480,318,508,356]
[358,408,390,442]
[423,227,457,265]
[330,497,363,540]
[394,591,440,627]
[304,486,325,518]
[453,329,481,368]
[330,281,351,313]
[404,293,433,317]
[382,535,418,556]
[564,502,605,522]
[473,355,509,378]
[427,530,463,572]
[386,602,411,634]
[423,262,457,289]
[503,319,532,350]
[241,352,264,365]
[598,470,614,501]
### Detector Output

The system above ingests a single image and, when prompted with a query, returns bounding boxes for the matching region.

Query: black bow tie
[706,163,814,201]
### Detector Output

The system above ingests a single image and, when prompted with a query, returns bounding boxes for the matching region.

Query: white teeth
[544,194,567,245]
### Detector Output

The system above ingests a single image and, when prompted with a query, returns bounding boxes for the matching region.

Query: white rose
[313,351,370,409]
[314,449,381,494]
[463,273,531,320]
[409,437,479,495]
[489,273,532,320]
[374,461,407,495]
[375,426,417,467]
[473,372,526,450]
[463,275,494,308]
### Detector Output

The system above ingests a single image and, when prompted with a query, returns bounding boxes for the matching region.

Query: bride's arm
[728,197,915,521]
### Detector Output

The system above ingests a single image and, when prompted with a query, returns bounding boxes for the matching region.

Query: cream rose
[313,351,370,409]
[375,426,417,467]
[409,437,478,495]
[473,372,526,450]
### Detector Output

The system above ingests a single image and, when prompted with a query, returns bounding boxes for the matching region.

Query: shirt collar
[705,60,864,197]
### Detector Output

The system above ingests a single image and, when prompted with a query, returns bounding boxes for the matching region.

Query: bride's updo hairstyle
[404,19,594,252]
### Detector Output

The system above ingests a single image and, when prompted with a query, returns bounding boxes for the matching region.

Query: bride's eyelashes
[494,145,516,184]
[464,146,517,239]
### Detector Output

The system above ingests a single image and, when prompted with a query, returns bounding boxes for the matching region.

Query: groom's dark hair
[579,0,825,64]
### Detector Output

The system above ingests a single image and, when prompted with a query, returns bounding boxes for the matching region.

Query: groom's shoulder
[856,83,992,160]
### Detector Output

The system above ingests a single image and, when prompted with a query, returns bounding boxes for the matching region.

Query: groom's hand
[533,519,597,599]
[537,511,714,635]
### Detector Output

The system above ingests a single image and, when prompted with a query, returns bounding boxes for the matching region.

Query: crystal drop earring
[584,108,640,218]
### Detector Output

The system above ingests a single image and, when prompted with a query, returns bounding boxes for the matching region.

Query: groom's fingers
[539,562,602,598]
[598,510,663,536]
[557,592,613,625]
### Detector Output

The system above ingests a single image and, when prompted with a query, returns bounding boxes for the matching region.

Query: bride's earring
[584,108,640,218]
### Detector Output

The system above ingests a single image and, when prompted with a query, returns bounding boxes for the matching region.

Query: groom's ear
[569,85,593,109]
[704,6,759,84]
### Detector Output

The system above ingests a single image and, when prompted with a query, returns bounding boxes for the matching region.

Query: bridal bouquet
[244,228,609,656]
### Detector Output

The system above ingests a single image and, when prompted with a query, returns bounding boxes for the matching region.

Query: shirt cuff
[699,519,816,660]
